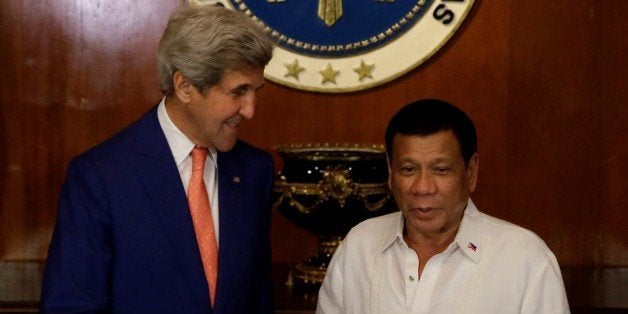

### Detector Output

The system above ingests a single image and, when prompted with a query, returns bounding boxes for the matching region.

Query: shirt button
[408,275,415,281]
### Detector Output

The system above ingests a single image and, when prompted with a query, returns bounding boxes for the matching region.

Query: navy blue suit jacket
[41,106,274,313]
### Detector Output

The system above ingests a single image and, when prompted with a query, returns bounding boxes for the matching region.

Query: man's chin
[214,140,237,152]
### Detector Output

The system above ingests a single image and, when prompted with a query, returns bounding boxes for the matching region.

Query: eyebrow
[230,82,265,93]
[396,156,453,164]
[431,157,452,163]
[254,82,265,91]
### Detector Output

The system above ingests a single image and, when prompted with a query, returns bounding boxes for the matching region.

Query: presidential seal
[191,0,475,93]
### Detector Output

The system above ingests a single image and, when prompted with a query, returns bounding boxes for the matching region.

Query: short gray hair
[157,5,274,95]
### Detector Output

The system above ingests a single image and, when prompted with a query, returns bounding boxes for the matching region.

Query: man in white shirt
[317,99,569,313]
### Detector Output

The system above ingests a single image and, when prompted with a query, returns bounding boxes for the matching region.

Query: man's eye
[434,167,450,174]
[230,86,252,97]
[231,89,246,97]
[399,166,415,174]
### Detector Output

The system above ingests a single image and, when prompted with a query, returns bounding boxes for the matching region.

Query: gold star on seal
[284,59,305,81]
[319,63,339,85]
[354,60,375,81]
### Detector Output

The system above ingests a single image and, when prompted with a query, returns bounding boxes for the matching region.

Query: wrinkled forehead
[389,131,464,161]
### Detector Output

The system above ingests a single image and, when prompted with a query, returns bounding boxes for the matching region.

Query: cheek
[388,176,402,194]
[205,106,233,125]
[441,179,468,199]
[390,178,410,204]
[438,181,458,198]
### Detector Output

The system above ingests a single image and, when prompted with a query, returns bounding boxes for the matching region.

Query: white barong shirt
[317,200,569,314]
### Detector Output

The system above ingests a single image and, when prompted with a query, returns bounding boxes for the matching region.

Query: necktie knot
[191,147,209,172]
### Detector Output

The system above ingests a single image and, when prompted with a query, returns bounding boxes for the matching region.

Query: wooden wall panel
[1,0,626,307]
[1,0,181,261]
[244,0,628,266]
[502,0,628,266]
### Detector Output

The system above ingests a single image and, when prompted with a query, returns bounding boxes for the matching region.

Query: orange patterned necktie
[188,147,218,307]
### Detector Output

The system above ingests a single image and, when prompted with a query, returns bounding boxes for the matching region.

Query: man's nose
[239,96,256,119]
[411,172,437,195]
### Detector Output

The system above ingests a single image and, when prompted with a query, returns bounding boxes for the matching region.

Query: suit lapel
[133,107,209,304]
[215,147,246,304]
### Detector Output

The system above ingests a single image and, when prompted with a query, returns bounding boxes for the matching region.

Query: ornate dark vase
[272,143,396,288]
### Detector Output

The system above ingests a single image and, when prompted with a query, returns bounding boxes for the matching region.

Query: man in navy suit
[41,4,275,313]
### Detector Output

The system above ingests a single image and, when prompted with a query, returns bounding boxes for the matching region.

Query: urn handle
[272,166,390,214]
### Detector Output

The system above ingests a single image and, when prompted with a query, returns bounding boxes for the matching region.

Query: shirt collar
[157,97,218,168]
[381,211,405,253]
[453,199,482,264]
[380,199,482,264]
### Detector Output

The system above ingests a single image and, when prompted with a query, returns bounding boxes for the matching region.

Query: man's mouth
[411,207,437,218]
[224,121,240,127]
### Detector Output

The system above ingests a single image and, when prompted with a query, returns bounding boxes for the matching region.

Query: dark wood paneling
[245,0,628,266]
[0,0,180,260]
[1,263,626,312]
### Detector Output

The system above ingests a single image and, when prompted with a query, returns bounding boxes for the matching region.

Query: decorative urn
[272,143,396,287]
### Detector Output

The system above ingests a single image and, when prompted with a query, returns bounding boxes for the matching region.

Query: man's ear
[387,154,393,190]
[172,71,192,103]
[467,153,479,193]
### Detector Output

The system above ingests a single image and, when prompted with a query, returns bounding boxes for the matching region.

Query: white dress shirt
[157,98,220,243]
[317,200,569,314]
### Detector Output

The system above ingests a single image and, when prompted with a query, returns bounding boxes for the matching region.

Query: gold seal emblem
[192,0,475,93]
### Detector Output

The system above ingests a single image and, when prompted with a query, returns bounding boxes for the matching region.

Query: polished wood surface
[1,262,627,312]
[0,0,179,262]
[1,0,626,309]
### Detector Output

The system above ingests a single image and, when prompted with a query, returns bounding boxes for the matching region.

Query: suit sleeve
[40,156,113,313]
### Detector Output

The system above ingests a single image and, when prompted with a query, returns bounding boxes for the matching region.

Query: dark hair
[385,99,477,165]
